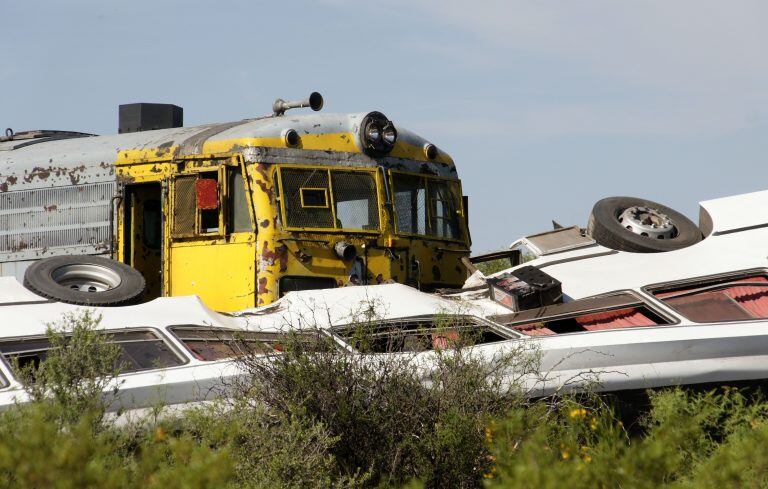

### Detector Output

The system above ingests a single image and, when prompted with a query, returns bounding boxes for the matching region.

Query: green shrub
[233,322,537,488]
[17,310,121,425]
[474,258,511,276]
[486,387,768,488]
[177,402,357,488]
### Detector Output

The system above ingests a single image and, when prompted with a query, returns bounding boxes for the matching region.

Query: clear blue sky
[2,1,767,252]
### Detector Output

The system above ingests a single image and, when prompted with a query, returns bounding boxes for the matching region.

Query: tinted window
[170,327,327,361]
[491,293,671,336]
[653,275,768,323]
[335,316,513,353]
[0,330,184,376]
[506,306,665,336]
[108,331,185,371]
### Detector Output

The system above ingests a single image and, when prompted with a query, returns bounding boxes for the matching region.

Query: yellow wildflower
[569,408,588,420]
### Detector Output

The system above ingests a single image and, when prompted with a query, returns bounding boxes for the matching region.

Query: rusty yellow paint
[114,125,469,312]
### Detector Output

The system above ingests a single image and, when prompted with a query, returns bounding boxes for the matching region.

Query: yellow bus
[114,94,471,310]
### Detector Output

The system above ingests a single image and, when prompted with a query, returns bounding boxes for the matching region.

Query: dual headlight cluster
[360,111,397,157]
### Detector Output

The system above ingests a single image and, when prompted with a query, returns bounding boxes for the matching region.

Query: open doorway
[124,184,163,299]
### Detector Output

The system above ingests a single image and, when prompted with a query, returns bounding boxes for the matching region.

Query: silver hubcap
[51,264,122,293]
[617,206,677,239]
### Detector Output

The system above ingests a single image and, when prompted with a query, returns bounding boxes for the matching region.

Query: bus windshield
[280,168,380,231]
[392,173,463,240]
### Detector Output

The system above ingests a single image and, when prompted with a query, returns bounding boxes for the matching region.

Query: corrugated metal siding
[0,182,115,266]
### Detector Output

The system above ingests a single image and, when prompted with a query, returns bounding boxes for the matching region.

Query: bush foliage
[2,311,768,488]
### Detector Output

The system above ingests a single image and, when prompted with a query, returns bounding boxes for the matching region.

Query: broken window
[0,330,185,377]
[169,326,331,361]
[491,293,670,336]
[392,173,463,239]
[279,168,379,231]
[652,275,768,323]
[334,315,515,353]
[198,172,220,233]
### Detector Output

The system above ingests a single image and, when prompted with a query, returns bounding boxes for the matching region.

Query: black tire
[587,196,702,253]
[24,255,146,306]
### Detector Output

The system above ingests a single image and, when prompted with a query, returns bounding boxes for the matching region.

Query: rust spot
[261,241,289,272]
[11,239,28,252]
[43,204,57,212]
[376,273,384,284]
[68,166,86,185]
[23,166,51,183]
[260,219,270,228]
[257,277,269,295]
[253,164,275,200]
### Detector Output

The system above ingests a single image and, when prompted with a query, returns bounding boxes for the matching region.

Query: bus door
[124,183,163,299]
[166,158,257,311]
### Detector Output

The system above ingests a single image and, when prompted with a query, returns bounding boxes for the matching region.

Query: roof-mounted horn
[272,92,324,116]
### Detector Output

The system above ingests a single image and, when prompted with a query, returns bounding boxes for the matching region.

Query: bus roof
[0,112,455,192]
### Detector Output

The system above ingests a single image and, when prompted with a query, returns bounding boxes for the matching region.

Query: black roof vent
[119,103,183,134]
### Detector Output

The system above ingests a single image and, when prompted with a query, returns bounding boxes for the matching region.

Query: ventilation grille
[0,182,114,259]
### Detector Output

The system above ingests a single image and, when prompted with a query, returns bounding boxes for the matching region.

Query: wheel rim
[50,264,122,293]
[617,206,678,239]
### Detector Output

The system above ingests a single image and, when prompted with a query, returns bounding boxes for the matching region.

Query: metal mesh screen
[173,176,197,235]
[393,174,427,235]
[332,172,379,230]
[281,169,334,228]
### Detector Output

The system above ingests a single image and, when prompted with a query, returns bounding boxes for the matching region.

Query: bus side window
[172,172,221,236]
[228,166,252,233]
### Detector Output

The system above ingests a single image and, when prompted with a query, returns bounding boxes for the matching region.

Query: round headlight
[382,123,397,146]
[366,124,381,142]
[360,112,397,156]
